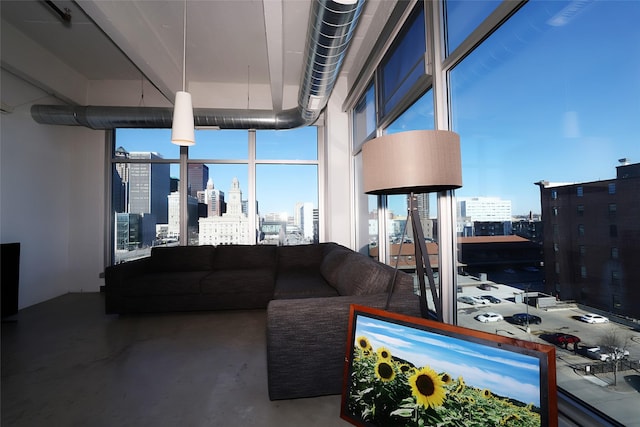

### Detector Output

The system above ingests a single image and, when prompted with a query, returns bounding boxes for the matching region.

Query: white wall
[323,75,353,248]
[1,71,106,309]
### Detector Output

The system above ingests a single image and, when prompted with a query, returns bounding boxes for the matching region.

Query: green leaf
[390,408,414,418]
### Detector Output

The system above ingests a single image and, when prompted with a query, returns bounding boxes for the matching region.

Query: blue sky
[116,127,318,216]
[117,1,640,219]
[354,315,542,407]
[387,1,639,217]
[449,0,640,215]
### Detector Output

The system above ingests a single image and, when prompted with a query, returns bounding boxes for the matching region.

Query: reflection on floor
[1,293,349,427]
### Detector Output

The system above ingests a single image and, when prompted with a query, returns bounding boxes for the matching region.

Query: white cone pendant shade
[171,91,195,146]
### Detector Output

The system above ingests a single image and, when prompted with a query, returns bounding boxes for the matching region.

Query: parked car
[475,312,504,323]
[585,346,629,361]
[458,296,477,305]
[480,295,501,304]
[580,313,609,324]
[458,296,487,305]
[511,313,542,325]
[547,333,581,348]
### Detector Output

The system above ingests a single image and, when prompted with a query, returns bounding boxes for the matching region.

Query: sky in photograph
[354,315,542,407]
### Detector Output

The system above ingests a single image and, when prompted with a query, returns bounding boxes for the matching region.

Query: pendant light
[171,0,195,146]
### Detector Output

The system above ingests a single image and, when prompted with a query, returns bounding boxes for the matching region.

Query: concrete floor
[1,293,350,427]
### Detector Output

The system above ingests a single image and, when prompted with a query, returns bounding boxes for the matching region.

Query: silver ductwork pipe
[31,0,364,130]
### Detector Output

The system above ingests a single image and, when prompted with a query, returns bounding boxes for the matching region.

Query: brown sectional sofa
[104,242,421,400]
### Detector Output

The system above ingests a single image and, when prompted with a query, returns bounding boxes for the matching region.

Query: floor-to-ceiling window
[447,2,640,422]
[349,1,640,424]
[111,126,320,263]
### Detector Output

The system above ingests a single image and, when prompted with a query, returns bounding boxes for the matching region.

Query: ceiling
[1,0,393,111]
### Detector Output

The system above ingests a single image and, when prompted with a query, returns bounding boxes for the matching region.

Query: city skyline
[115,128,318,218]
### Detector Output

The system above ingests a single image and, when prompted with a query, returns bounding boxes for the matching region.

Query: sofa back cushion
[150,245,215,272]
[332,253,388,296]
[212,245,277,270]
[332,252,414,296]
[319,245,351,287]
[276,244,324,273]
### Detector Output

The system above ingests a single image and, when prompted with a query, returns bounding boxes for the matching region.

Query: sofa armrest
[266,292,420,400]
[104,257,152,290]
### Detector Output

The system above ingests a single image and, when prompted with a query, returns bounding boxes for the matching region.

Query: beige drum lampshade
[362,129,462,195]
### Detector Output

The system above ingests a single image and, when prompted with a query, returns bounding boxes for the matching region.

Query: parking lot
[455,284,640,426]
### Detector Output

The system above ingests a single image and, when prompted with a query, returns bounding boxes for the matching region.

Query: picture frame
[341,305,557,427]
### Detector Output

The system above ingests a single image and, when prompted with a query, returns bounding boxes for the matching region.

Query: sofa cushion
[149,245,215,272]
[120,271,207,296]
[200,269,275,295]
[334,253,395,296]
[274,272,339,299]
[319,246,351,288]
[276,244,324,273]
[212,245,277,270]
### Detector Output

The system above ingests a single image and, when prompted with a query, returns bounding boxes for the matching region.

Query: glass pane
[444,0,501,55]
[450,1,640,423]
[189,129,248,160]
[112,159,177,263]
[256,164,318,245]
[379,6,426,118]
[189,163,249,246]
[256,127,318,160]
[384,90,434,134]
[115,128,179,159]
[353,84,376,150]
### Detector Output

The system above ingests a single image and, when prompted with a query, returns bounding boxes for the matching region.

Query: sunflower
[374,360,396,382]
[500,413,521,425]
[356,336,373,355]
[481,389,492,399]
[440,372,452,384]
[409,366,447,409]
[376,346,392,360]
[398,364,415,376]
[454,377,466,394]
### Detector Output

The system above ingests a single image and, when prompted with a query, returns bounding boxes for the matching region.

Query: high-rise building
[188,164,209,198]
[167,191,200,242]
[197,179,225,217]
[458,197,513,236]
[128,152,170,224]
[537,161,640,319]
[296,202,314,241]
[198,177,251,245]
[113,147,130,213]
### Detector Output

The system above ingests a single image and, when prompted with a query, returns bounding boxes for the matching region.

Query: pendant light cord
[182,0,187,92]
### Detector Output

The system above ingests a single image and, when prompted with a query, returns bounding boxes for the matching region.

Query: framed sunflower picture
[340,305,557,427]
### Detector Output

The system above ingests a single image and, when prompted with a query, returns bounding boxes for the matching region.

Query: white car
[580,313,609,324]
[458,295,487,305]
[586,346,629,361]
[475,312,504,323]
[469,295,488,305]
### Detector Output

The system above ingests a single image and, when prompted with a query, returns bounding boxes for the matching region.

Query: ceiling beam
[263,0,284,112]
[76,0,180,104]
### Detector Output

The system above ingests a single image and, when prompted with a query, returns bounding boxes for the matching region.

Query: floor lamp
[362,130,462,321]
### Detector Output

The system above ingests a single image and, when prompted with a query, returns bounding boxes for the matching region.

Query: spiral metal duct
[31,0,364,130]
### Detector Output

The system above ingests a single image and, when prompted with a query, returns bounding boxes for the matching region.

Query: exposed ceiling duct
[31,0,364,130]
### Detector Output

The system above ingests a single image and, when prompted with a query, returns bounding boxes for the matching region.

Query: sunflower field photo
[341,306,556,427]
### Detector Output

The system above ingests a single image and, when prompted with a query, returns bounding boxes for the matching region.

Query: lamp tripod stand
[386,193,442,321]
